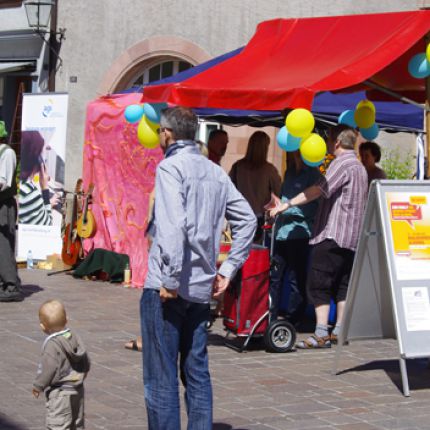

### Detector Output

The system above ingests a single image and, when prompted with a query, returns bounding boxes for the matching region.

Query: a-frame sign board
[334,180,430,396]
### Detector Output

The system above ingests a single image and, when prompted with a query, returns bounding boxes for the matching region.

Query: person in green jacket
[268,150,321,325]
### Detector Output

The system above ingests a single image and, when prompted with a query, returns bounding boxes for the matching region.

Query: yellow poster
[386,192,430,280]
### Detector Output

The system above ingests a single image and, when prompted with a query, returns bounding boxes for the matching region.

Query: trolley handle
[262,213,280,258]
[262,193,288,255]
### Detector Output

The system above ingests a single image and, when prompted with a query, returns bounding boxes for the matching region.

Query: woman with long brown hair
[229,131,281,240]
[19,130,53,225]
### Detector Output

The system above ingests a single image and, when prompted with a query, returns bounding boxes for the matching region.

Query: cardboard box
[46,254,72,271]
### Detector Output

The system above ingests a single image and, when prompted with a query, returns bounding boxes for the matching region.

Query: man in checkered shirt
[270,125,367,349]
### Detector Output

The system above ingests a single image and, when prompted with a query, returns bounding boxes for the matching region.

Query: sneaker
[0,285,23,302]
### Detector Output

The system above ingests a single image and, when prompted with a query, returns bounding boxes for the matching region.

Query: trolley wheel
[264,320,296,353]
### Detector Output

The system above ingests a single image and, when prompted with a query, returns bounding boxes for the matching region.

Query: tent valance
[0,61,34,74]
[143,10,430,111]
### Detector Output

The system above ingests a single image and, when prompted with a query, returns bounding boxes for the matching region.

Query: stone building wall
[54,0,428,186]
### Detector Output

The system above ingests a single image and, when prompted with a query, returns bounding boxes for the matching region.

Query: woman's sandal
[124,339,142,352]
[296,334,331,349]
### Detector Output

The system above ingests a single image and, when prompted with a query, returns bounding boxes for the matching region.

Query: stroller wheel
[264,320,296,353]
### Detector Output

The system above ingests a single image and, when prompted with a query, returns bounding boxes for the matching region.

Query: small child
[33,300,90,429]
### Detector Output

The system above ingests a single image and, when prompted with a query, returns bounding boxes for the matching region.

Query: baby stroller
[222,218,296,353]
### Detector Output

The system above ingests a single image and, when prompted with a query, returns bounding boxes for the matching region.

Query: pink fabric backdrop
[82,93,163,287]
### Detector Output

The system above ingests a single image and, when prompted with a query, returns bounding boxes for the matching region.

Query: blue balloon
[143,102,167,124]
[302,157,323,167]
[124,104,144,123]
[360,123,379,140]
[276,126,301,152]
[338,110,357,128]
[408,53,430,79]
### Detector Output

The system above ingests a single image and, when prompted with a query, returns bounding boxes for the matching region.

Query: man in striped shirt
[270,125,367,348]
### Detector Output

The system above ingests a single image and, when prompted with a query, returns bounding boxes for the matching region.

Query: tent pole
[426,82,429,179]
[363,80,429,111]
[426,33,430,179]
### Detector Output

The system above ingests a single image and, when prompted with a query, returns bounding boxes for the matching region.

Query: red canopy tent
[143,10,430,111]
[81,11,430,287]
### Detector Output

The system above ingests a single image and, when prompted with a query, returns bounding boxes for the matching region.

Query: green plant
[380,148,415,180]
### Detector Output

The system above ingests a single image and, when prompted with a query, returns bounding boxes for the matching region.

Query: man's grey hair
[160,106,197,141]
[328,124,358,150]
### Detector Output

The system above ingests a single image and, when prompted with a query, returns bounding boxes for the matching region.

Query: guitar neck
[82,198,89,223]
[81,185,94,224]
[69,194,78,242]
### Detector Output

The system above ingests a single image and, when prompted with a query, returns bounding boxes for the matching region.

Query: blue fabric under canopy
[122,47,424,131]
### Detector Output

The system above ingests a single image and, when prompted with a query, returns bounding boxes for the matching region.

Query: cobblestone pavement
[1,269,430,430]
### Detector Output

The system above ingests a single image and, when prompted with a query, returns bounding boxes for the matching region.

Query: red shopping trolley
[221,220,296,353]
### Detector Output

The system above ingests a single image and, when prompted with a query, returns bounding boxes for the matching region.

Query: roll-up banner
[17,93,68,260]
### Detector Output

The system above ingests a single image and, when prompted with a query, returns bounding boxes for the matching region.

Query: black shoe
[0,285,24,302]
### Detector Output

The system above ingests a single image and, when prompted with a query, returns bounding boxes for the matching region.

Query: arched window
[125,59,192,90]
[98,36,209,95]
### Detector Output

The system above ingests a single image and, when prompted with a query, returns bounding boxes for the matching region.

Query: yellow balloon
[354,106,375,129]
[300,133,327,163]
[285,108,315,138]
[356,99,375,114]
[137,114,159,149]
[146,115,159,130]
[427,43,430,63]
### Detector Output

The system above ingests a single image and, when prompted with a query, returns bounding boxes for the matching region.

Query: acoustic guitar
[61,179,83,266]
[77,183,96,238]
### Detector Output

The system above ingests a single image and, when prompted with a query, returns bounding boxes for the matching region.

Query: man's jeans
[140,289,212,430]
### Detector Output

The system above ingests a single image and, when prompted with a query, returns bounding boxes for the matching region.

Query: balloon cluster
[124,102,167,149]
[338,99,379,140]
[408,43,430,79]
[276,108,327,167]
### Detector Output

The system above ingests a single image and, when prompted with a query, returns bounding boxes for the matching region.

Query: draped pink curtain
[82,93,163,287]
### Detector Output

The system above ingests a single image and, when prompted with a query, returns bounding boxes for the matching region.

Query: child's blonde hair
[39,300,67,332]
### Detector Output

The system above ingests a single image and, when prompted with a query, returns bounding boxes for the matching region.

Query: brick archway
[97,36,210,95]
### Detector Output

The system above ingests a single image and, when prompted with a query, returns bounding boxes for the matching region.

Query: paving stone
[1,269,430,429]
[278,399,337,414]
[316,410,362,426]
[334,424,381,430]
[266,417,336,430]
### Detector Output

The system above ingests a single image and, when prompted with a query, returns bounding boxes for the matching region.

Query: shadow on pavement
[208,331,277,353]
[337,358,430,393]
[22,284,43,298]
[207,331,228,346]
[0,415,27,430]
